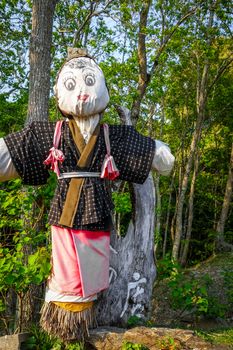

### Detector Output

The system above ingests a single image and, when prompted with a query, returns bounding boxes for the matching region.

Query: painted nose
[77,94,89,102]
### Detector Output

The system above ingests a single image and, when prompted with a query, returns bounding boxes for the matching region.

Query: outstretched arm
[0,138,19,182]
[152,140,175,176]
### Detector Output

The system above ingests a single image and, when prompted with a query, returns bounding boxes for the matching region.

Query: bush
[0,179,53,333]
[168,271,227,320]
[222,269,233,308]
[168,272,209,317]
[122,342,149,350]
[156,255,181,280]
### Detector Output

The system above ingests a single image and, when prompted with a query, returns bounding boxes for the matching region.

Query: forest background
[0,0,232,338]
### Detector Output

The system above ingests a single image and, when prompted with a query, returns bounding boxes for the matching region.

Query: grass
[195,327,233,347]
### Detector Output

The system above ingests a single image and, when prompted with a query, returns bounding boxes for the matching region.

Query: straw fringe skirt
[40,302,97,342]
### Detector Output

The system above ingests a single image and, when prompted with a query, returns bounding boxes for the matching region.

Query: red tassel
[101,155,119,180]
[100,123,120,180]
[43,121,65,177]
[43,147,65,177]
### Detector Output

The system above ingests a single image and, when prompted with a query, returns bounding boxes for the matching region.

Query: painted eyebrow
[64,58,101,71]
[62,71,75,75]
[61,71,76,80]
[82,67,95,72]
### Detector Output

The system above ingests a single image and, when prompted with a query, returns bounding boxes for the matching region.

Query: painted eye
[64,77,76,91]
[83,72,96,86]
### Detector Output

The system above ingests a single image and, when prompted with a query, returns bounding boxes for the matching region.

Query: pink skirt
[47,226,110,298]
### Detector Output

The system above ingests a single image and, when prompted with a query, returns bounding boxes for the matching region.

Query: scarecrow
[0,48,174,342]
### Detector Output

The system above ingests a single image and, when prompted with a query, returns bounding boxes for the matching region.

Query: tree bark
[172,113,203,261]
[131,0,151,123]
[163,173,175,258]
[216,142,233,249]
[180,152,199,266]
[27,0,58,124]
[96,174,156,326]
[154,175,161,255]
[20,0,58,331]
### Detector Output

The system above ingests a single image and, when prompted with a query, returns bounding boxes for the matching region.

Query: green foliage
[20,324,86,349]
[21,325,57,350]
[0,243,50,288]
[0,230,51,332]
[160,336,176,350]
[111,186,133,236]
[127,315,144,328]
[0,93,27,137]
[196,328,233,346]
[205,295,227,319]
[0,178,54,238]
[168,272,209,317]
[0,1,31,96]
[0,178,53,331]
[122,341,149,350]
[156,255,181,280]
[112,191,132,214]
[222,269,233,308]
[0,233,51,295]
[65,343,85,350]
[167,270,228,319]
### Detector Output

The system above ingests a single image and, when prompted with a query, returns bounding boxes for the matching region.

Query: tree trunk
[20,0,58,330]
[172,114,203,261]
[154,175,161,255]
[163,173,175,258]
[172,45,209,262]
[216,142,233,249]
[96,174,156,326]
[180,152,199,266]
[27,0,58,124]
[96,109,156,326]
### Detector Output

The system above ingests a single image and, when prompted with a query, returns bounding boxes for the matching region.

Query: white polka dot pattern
[4,122,155,231]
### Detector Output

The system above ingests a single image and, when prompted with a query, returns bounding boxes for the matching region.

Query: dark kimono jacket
[4,121,155,231]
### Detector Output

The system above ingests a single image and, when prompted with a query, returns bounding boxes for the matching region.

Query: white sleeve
[152,140,175,176]
[0,138,19,181]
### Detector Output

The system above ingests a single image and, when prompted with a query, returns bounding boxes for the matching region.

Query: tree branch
[131,6,197,123]
[208,54,233,95]
[115,105,132,126]
[150,7,197,77]
[72,0,114,47]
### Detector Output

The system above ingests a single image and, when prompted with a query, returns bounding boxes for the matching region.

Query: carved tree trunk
[96,108,156,326]
[96,174,156,326]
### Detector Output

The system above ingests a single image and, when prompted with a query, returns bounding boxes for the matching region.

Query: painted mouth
[77,94,89,102]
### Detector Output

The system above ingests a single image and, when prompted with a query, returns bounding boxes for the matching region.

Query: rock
[0,333,29,350]
[87,326,231,350]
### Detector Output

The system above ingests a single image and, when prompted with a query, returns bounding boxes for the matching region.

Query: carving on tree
[120,272,147,318]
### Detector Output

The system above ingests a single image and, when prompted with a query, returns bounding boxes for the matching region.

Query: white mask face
[55,57,109,117]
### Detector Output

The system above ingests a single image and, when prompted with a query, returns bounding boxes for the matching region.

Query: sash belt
[59,120,100,228]
[58,172,101,179]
